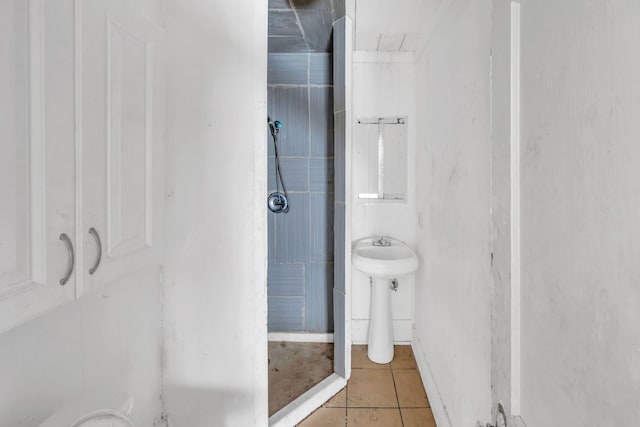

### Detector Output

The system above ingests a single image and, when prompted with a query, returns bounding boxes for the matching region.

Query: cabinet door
[80,0,164,293]
[0,0,77,332]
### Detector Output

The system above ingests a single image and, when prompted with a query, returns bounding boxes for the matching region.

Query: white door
[80,0,164,293]
[0,0,77,331]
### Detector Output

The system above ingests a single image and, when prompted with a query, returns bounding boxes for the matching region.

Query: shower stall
[266,50,336,416]
[266,0,350,422]
[267,54,335,335]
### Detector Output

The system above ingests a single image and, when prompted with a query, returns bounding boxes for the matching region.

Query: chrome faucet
[372,236,392,247]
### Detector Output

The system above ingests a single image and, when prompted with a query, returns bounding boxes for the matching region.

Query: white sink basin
[352,237,419,279]
[352,236,420,364]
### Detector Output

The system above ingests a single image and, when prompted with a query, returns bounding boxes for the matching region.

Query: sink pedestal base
[367,277,394,364]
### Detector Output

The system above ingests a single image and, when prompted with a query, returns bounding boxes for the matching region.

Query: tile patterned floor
[297,345,436,427]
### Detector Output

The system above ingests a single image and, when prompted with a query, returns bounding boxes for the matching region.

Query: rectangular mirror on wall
[355,117,407,200]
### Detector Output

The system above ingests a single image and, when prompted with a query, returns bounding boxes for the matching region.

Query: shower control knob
[268,192,289,213]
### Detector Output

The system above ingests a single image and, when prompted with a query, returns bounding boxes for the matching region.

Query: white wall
[0,269,163,426]
[518,1,640,425]
[413,1,492,426]
[162,0,269,426]
[488,0,514,421]
[351,53,417,343]
[354,2,640,427]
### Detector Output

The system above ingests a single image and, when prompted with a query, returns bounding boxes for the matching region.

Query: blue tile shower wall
[268,53,335,333]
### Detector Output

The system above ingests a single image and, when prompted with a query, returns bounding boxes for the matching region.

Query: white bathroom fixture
[352,236,419,363]
[39,391,135,427]
[353,237,419,279]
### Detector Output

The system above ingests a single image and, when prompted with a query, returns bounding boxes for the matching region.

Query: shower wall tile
[309,158,334,193]
[269,87,310,157]
[310,87,334,157]
[298,11,334,52]
[334,0,346,19]
[291,0,334,11]
[305,262,334,331]
[268,53,308,84]
[333,111,346,202]
[268,263,305,297]
[268,49,335,332]
[310,192,334,262]
[333,18,346,112]
[269,0,291,10]
[273,193,310,262]
[269,37,311,54]
[269,11,304,37]
[268,297,305,331]
[309,54,333,85]
[334,202,346,293]
[268,157,309,192]
[268,211,276,261]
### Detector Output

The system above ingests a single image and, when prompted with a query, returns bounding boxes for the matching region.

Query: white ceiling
[353,0,450,52]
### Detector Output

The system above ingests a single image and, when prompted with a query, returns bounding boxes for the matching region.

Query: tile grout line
[306,53,312,329]
[344,383,348,426]
[346,358,352,425]
[345,405,405,409]
[299,349,433,425]
[389,353,405,427]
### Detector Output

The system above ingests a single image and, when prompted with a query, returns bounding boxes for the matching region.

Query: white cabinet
[0,0,77,332]
[0,0,163,332]
[80,0,164,293]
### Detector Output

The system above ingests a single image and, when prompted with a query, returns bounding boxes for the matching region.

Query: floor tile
[393,369,430,408]
[351,345,390,370]
[401,408,437,427]
[347,369,398,408]
[347,408,403,426]
[324,387,347,407]
[298,407,346,427]
[391,345,418,370]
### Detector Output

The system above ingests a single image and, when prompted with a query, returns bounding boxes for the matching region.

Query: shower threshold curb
[269,373,346,427]
[267,332,334,343]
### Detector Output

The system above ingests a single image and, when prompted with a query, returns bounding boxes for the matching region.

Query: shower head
[267,118,282,136]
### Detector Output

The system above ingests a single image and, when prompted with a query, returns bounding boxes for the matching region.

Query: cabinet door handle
[59,233,75,286]
[88,227,102,275]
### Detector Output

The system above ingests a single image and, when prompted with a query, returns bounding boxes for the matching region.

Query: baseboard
[268,332,334,343]
[412,333,453,427]
[351,319,412,344]
[269,373,347,427]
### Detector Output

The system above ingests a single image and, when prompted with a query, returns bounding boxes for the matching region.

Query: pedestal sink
[352,237,419,364]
